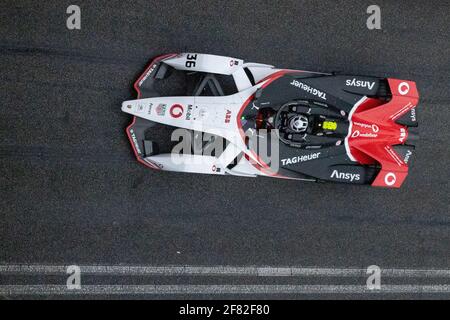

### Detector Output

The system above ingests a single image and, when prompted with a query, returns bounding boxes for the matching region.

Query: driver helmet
[289,114,308,132]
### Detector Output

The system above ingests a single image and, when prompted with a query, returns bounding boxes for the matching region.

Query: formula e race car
[122,53,419,188]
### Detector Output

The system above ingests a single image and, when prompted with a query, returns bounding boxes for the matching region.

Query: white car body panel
[123,53,283,177]
[164,53,244,75]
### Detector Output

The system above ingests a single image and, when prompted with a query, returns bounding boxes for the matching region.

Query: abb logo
[225,109,232,123]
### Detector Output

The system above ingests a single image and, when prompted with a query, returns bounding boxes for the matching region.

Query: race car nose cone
[122,101,135,113]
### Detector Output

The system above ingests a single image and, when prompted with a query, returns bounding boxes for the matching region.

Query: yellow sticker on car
[323,121,337,130]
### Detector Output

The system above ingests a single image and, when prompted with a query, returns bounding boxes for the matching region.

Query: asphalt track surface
[0,0,449,299]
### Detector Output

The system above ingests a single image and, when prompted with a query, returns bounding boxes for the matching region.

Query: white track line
[0,285,449,295]
[1,264,449,278]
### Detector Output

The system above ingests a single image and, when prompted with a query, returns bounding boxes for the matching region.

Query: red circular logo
[170,104,184,118]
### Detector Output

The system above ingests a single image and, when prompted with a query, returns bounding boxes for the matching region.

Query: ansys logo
[345,78,376,90]
[330,170,361,182]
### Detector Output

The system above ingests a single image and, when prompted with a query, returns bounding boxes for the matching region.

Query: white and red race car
[122,53,419,188]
